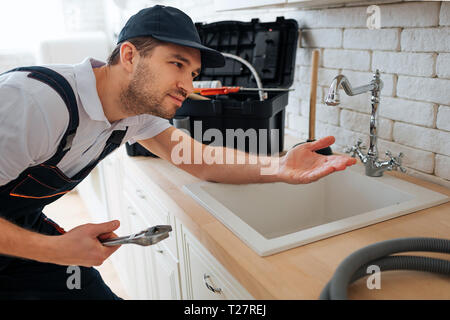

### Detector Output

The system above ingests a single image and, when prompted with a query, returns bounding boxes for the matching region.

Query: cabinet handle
[127,206,136,216]
[203,274,222,294]
[155,244,164,254]
[136,189,146,199]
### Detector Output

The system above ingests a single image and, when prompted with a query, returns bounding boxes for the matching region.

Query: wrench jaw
[101,225,172,247]
[136,232,170,246]
[139,225,172,246]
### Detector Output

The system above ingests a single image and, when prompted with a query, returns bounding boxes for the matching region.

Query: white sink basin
[183,164,449,256]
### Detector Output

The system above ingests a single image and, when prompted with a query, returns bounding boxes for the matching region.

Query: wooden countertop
[121,137,450,300]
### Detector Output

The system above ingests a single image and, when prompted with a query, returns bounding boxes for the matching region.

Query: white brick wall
[340,109,392,140]
[323,49,370,71]
[339,92,372,114]
[393,122,450,156]
[285,6,366,28]
[343,29,399,51]
[372,52,435,77]
[283,1,449,185]
[301,29,342,48]
[437,105,450,132]
[300,101,340,126]
[436,53,450,78]
[397,76,450,105]
[288,113,309,134]
[401,28,450,52]
[379,2,440,27]
[440,2,450,26]
[435,154,450,180]
[298,66,338,87]
[296,48,323,67]
[380,97,435,127]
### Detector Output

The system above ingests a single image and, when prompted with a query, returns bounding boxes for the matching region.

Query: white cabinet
[177,221,253,300]
[101,150,124,223]
[96,149,138,298]
[151,241,181,300]
[76,164,108,223]
[116,161,182,300]
[122,191,156,299]
[85,148,253,300]
[125,188,181,300]
[122,167,178,260]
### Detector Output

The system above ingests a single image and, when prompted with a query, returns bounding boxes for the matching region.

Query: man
[0,5,356,299]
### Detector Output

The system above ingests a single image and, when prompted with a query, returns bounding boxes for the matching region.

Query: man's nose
[178,75,194,96]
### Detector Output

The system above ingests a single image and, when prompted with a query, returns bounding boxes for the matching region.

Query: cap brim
[152,35,225,68]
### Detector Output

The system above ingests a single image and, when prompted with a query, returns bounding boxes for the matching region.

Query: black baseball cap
[117,5,225,68]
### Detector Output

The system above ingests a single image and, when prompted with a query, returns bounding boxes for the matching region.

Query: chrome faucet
[325,70,406,177]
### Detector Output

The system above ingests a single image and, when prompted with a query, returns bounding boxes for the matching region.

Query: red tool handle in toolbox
[194,86,293,96]
[194,87,241,96]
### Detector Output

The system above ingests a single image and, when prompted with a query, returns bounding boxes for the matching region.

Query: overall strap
[71,127,129,181]
[2,66,79,166]
[97,128,129,163]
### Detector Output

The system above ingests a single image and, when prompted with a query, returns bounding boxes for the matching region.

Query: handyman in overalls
[0,5,356,299]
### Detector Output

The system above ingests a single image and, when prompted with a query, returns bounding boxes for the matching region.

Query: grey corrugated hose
[319,237,450,300]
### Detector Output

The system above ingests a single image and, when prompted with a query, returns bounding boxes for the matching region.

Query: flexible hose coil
[319,237,450,300]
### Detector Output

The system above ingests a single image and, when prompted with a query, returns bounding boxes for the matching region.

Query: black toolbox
[126,16,298,157]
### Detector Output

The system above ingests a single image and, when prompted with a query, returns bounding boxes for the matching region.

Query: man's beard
[119,63,184,119]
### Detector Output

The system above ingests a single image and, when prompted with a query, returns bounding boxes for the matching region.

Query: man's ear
[119,42,139,74]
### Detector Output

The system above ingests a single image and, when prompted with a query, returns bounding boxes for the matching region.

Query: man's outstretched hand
[276,136,357,184]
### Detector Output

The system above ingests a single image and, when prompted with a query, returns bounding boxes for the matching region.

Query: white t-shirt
[0,57,171,186]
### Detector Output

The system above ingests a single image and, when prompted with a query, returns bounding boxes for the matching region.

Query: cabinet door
[185,243,227,300]
[123,166,178,259]
[103,150,136,297]
[76,164,108,223]
[122,191,155,300]
[124,188,183,300]
[151,242,182,300]
[125,188,181,300]
[102,150,124,223]
[110,200,135,298]
[177,221,253,300]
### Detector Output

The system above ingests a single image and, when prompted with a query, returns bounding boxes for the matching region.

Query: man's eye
[172,62,182,68]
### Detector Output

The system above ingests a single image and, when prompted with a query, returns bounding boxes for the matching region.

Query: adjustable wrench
[100,225,172,247]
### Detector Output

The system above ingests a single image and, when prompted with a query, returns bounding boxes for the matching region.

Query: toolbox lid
[195,16,298,89]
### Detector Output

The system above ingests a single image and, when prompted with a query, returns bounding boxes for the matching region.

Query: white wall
[165,0,450,187]
[1,0,449,187]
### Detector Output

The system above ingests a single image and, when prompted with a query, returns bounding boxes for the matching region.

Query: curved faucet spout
[325,75,345,106]
[325,73,381,106]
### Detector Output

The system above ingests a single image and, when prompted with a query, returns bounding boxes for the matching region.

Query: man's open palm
[277,136,357,184]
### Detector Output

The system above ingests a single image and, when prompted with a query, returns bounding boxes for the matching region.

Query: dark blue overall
[0,66,127,299]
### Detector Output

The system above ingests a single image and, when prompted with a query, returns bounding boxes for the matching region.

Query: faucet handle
[385,151,406,173]
[355,139,367,149]
[344,139,367,157]
[343,145,356,157]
